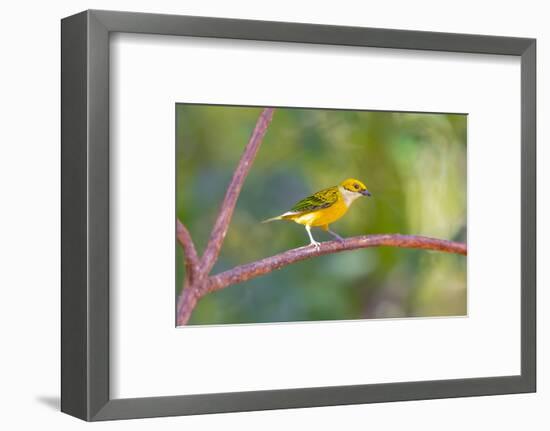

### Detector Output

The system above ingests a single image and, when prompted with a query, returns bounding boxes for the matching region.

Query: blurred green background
[176,105,467,325]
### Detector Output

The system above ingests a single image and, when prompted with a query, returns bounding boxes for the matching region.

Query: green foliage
[176,105,467,325]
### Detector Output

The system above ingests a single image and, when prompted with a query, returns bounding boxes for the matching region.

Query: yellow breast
[290,196,349,227]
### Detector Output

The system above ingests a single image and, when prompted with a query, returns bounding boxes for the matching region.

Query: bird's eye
[354,183,360,189]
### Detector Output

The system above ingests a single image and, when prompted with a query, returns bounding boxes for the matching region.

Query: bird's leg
[305,225,321,250]
[321,224,344,243]
[327,228,345,243]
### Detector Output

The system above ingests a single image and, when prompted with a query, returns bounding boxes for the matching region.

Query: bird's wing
[289,186,339,213]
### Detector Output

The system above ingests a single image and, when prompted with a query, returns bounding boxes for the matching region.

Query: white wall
[0,0,546,429]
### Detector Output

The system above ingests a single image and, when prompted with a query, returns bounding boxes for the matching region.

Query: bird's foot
[309,240,321,251]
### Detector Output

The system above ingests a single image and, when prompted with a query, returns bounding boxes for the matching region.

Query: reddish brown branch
[204,235,466,294]
[200,108,275,275]
[176,286,200,326]
[176,219,199,282]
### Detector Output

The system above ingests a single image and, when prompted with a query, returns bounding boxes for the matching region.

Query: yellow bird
[263,178,371,248]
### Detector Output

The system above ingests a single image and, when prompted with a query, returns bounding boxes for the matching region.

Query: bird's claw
[310,240,321,251]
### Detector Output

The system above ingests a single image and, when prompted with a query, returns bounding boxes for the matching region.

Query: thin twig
[200,107,275,275]
[204,234,466,294]
[176,219,199,282]
[176,287,201,326]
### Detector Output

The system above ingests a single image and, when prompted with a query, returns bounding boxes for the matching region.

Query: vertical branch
[200,107,275,275]
[176,285,201,326]
[176,219,201,325]
[176,219,199,283]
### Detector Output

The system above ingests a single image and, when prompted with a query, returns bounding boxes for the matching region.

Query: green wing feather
[290,186,339,213]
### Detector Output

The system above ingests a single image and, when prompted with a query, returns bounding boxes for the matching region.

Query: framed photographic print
[61,9,536,421]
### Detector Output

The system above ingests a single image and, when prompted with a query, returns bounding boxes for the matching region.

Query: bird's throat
[339,186,362,207]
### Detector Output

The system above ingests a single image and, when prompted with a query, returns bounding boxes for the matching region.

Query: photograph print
[176,105,467,326]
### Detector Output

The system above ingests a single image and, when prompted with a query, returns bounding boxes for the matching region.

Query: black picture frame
[61,9,536,421]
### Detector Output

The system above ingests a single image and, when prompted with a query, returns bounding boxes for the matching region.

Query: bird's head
[340,178,371,197]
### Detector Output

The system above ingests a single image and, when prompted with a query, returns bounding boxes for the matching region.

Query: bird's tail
[261,215,284,223]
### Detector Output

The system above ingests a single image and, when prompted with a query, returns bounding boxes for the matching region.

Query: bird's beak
[361,190,372,197]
